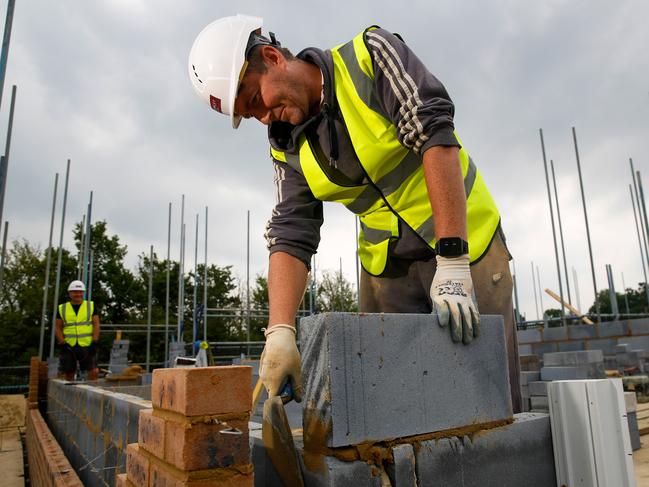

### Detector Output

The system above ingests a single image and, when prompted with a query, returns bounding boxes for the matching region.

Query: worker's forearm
[422,145,467,240]
[55,320,65,344]
[268,251,309,327]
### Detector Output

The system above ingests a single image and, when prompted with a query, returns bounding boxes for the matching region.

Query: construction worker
[55,280,100,381]
[188,15,522,412]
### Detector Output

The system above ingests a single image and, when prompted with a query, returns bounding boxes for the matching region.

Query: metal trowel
[262,382,304,487]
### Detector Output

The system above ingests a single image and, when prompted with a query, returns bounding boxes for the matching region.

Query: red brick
[139,409,166,459]
[151,366,252,416]
[164,418,250,471]
[126,443,150,487]
[149,460,253,487]
[116,473,130,487]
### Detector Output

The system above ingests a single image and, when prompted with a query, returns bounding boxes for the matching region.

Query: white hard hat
[68,280,86,292]
[188,14,264,129]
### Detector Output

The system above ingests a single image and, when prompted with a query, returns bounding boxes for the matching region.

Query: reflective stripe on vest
[59,300,94,347]
[270,28,500,275]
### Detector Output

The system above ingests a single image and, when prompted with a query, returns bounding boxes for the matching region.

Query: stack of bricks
[28,356,41,409]
[117,366,253,487]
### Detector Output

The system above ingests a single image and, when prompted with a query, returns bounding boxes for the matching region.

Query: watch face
[436,238,468,257]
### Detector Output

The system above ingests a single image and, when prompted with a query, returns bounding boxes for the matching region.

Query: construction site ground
[1,392,648,486]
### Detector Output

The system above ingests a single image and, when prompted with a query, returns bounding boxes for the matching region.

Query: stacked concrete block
[124,366,253,486]
[625,391,641,451]
[519,354,541,372]
[520,371,540,412]
[615,343,646,372]
[108,339,130,375]
[300,312,512,450]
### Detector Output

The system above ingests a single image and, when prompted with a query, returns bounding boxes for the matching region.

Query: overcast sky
[2,0,648,320]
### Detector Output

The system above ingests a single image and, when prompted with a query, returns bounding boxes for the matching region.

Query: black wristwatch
[435,237,469,257]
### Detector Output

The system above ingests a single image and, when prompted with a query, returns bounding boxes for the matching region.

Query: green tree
[317,269,358,312]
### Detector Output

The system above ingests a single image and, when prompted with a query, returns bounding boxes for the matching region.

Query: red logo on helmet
[209,95,223,113]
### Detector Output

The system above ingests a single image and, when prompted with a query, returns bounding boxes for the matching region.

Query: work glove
[430,254,480,344]
[259,324,302,403]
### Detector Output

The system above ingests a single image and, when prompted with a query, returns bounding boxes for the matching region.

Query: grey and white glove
[259,324,302,402]
[430,254,480,344]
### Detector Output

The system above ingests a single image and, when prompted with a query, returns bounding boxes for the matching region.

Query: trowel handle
[279,382,293,404]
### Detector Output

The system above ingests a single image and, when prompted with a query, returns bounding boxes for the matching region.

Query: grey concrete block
[587,338,618,354]
[415,413,556,487]
[385,444,417,487]
[300,451,382,487]
[629,318,649,335]
[568,325,598,339]
[540,366,588,381]
[615,343,631,353]
[249,423,284,487]
[543,350,603,366]
[518,328,542,343]
[520,371,540,385]
[627,412,641,451]
[529,381,548,397]
[300,313,512,448]
[530,396,549,410]
[519,354,540,372]
[625,392,637,413]
[618,336,649,351]
[519,344,533,355]
[531,342,558,356]
[521,384,529,399]
[558,341,585,352]
[599,321,629,337]
[542,326,568,341]
[521,397,531,412]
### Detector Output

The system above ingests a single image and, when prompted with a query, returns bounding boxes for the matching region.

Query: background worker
[55,280,100,381]
[188,15,522,412]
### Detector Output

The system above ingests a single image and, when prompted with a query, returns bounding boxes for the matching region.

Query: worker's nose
[258,109,273,126]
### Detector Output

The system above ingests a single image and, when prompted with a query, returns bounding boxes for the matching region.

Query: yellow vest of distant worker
[59,300,94,347]
[271,28,501,275]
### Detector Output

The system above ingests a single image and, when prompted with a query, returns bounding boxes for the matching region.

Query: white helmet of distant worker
[188,14,280,129]
[68,280,86,292]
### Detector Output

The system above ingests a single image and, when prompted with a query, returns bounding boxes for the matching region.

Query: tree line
[0,220,358,367]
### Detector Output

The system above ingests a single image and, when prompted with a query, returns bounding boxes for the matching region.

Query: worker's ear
[259,45,285,69]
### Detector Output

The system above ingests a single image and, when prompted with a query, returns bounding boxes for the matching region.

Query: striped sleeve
[365,28,460,154]
[264,158,324,269]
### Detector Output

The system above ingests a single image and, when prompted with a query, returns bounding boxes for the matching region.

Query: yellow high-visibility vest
[271,27,500,275]
[59,300,94,347]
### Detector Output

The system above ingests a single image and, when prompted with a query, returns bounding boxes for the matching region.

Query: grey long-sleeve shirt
[264,27,460,270]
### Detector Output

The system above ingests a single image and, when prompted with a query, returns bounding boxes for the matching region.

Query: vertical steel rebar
[87,250,94,302]
[531,261,539,320]
[606,264,619,318]
[629,184,649,309]
[0,221,8,294]
[77,214,85,280]
[572,127,599,323]
[511,260,521,324]
[630,160,649,277]
[165,202,171,365]
[0,0,16,112]
[192,213,199,354]
[636,171,649,282]
[536,265,545,326]
[49,160,70,358]
[180,222,186,340]
[81,192,93,290]
[0,86,17,227]
[539,129,565,325]
[550,159,572,305]
[203,206,208,342]
[39,173,58,358]
[246,210,250,356]
[178,195,184,341]
[146,245,153,372]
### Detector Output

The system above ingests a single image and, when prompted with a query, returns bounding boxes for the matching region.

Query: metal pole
[511,260,520,323]
[77,214,85,280]
[39,172,58,359]
[246,210,250,356]
[178,195,184,341]
[539,129,565,325]
[192,213,199,354]
[606,264,619,318]
[572,127,600,323]
[49,159,70,358]
[621,272,630,316]
[531,261,539,320]
[165,202,171,366]
[0,0,16,112]
[81,192,93,290]
[0,86,17,227]
[203,206,208,342]
[355,216,360,310]
[572,267,582,312]
[87,250,94,301]
[180,222,186,341]
[550,159,572,305]
[635,171,649,279]
[536,265,545,326]
[629,184,649,309]
[0,221,8,294]
[146,245,153,372]
[630,159,649,277]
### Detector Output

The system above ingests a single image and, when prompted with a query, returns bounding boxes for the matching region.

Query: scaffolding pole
[0,221,7,295]
[165,202,171,366]
[49,160,70,358]
[177,195,185,341]
[531,261,539,320]
[81,192,93,290]
[0,0,16,112]
[629,183,649,309]
[246,210,250,357]
[146,245,153,372]
[192,213,199,353]
[550,159,572,305]
[77,214,85,280]
[572,267,582,313]
[0,85,17,228]
[39,173,58,358]
[203,206,208,342]
[511,259,521,323]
